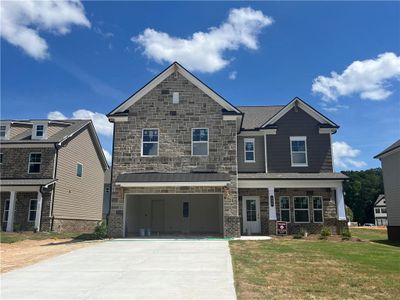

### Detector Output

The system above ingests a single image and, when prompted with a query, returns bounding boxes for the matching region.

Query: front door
[242,196,261,234]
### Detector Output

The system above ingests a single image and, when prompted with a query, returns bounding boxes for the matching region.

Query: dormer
[0,123,10,140]
[32,122,48,140]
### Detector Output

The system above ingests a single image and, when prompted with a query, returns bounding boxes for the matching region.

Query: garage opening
[125,194,223,237]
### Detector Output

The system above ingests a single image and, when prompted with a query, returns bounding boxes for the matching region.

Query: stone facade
[110,72,239,238]
[52,218,99,233]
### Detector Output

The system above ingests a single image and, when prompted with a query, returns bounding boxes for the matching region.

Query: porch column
[268,187,277,220]
[336,185,346,220]
[35,192,43,231]
[6,191,16,232]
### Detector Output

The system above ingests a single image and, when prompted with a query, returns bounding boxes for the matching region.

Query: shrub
[13,224,21,232]
[94,221,107,239]
[299,228,306,237]
[320,227,331,239]
[293,233,303,239]
[341,229,352,240]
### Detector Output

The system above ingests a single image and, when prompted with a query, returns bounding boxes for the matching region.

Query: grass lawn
[0,231,99,243]
[230,228,400,299]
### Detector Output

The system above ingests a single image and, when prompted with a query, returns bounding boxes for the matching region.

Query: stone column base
[268,220,277,235]
[224,216,241,238]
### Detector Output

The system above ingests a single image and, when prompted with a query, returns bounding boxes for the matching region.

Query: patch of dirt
[0,239,100,273]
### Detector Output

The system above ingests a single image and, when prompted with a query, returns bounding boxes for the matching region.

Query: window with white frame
[28,199,38,222]
[0,124,9,139]
[294,196,309,223]
[142,129,159,156]
[382,208,387,213]
[290,136,308,167]
[28,153,42,173]
[279,196,290,222]
[76,163,83,177]
[192,128,208,156]
[375,208,380,214]
[32,124,47,139]
[312,196,323,223]
[244,138,255,162]
[3,199,10,223]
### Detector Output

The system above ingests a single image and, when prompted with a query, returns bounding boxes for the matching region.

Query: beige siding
[48,124,68,137]
[53,127,104,220]
[10,124,31,138]
[381,151,400,226]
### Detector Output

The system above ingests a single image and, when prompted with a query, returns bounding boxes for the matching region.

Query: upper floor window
[279,196,290,222]
[142,129,159,156]
[375,208,380,214]
[244,138,255,163]
[32,124,47,140]
[192,128,208,156]
[76,163,83,177]
[312,196,323,223]
[294,196,309,223]
[28,153,41,174]
[0,124,10,140]
[290,136,308,167]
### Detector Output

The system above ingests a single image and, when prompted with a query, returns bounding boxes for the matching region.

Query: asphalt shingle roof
[374,140,400,158]
[238,106,284,130]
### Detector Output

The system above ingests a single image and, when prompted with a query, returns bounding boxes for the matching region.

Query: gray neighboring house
[0,119,108,232]
[375,140,400,241]
[106,62,348,238]
[374,194,387,226]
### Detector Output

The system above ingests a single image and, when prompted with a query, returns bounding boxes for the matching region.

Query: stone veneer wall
[52,218,99,233]
[109,72,239,238]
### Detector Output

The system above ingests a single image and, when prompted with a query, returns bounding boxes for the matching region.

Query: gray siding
[266,107,333,173]
[238,136,265,172]
[381,151,400,226]
[53,128,104,221]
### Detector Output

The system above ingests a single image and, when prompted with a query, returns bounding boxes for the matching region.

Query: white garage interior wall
[125,194,223,236]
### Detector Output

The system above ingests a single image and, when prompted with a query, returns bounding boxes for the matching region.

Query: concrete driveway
[1,239,236,300]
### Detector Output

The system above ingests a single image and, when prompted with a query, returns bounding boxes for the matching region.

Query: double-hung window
[244,138,255,162]
[290,136,308,167]
[3,200,10,223]
[28,153,42,174]
[294,196,309,223]
[279,196,290,222]
[142,129,159,156]
[32,124,47,139]
[192,128,208,156]
[0,124,9,139]
[28,199,38,222]
[312,196,323,223]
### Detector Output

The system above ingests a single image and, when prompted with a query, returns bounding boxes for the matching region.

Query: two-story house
[0,119,108,232]
[107,62,347,238]
[374,194,387,226]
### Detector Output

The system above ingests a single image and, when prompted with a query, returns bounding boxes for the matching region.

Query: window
[28,199,38,222]
[32,124,47,139]
[76,163,83,177]
[3,200,10,223]
[246,199,257,221]
[244,138,255,162]
[279,196,290,222]
[294,196,309,223]
[28,153,41,173]
[381,208,387,214]
[192,128,208,156]
[312,196,323,223]
[142,129,159,156]
[183,202,189,218]
[105,187,110,193]
[0,124,9,139]
[290,136,308,167]
[375,208,380,214]
[0,153,3,164]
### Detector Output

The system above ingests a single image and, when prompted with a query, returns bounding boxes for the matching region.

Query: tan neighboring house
[0,119,108,232]
[375,140,400,242]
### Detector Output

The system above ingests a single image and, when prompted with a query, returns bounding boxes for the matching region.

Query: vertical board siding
[53,128,104,220]
[238,136,265,172]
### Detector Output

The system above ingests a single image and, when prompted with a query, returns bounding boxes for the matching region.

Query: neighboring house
[103,168,111,219]
[374,140,400,242]
[374,194,387,226]
[0,119,108,232]
[107,62,348,238]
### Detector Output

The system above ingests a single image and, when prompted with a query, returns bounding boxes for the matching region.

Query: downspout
[50,143,59,231]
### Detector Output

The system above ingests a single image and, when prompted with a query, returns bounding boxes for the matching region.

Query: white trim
[244,138,255,163]
[76,162,83,177]
[191,128,209,156]
[28,152,42,174]
[32,123,48,140]
[261,97,338,128]
[28,199,38,222]
[0,186,41,192]
[109,62,241,115]
[268,187,277,220]
[0,123,10,140]
[312,196,324,223]
[141,128,159,157]
[264,135,268,173]
[108,116,128,122]
[0,144,54,148]
[376,146,400,160]
[290,136,308,167]
[319,128,336,134]
[116,181,230,187]
[279,196,291,222]
[6,191,16,232]
[3,199,10,223]
[260,129,277,135]
[238,179,343,189]
[35,192,42,231]
[336,185,346,220]
[293,196,310,223]
[222,115,238,121]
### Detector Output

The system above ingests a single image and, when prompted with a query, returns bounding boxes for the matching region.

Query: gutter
[50,143,59,231]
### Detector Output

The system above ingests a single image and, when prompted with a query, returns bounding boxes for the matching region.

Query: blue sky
[1,1,399,169]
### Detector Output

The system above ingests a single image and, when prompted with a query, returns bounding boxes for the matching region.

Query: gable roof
[260,97,339,129]
[238,106,284,130]
[374,139,400,159]
[108,62,241,116]
[374,194,385,206]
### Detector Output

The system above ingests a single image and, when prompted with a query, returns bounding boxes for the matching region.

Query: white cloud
[47,109,112,137]
[332,141,367,170]
[0,0,90,60]
[228,71,237,80]
[312,52,400,101]
[102,148,112,165]
[132,7,273,73]
[320,102,349,112]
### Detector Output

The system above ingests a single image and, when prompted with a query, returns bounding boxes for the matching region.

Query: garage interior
[125,194,223,237]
